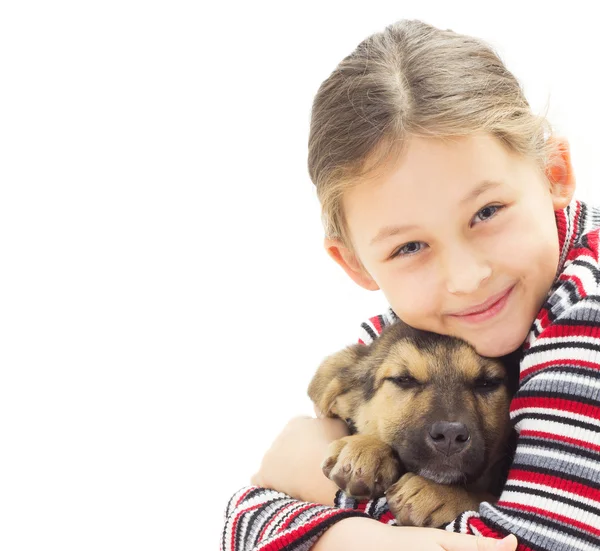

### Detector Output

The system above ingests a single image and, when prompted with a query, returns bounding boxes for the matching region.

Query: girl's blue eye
[473,205,503,225]
[393,241,426,258]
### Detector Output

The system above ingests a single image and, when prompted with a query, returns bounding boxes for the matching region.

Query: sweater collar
[555,199,584,278]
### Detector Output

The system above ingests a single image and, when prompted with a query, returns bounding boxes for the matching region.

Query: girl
[221,19,600,551]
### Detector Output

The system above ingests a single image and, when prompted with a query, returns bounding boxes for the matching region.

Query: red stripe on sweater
[379,510,396,524]
[586,229,599,256]
[520,429,600,453]
[558,272,586,297]
[229,502,268,551]
[537,323,600,339]
[570,202,581,252]
[534,306,552,336]
[467,517,537,551]
[555,209,568,256]
[235,487,256,508]
[369,315,382,334]
[568,245,597,263]
[466,517,502,539]
[255,508,360,551]
[520,357,600,380]
[510,396,600,420]
[356,500,369,513]
[257,502,298,542]
[508,469,600,501]
[280,503,321,530]
[498,501,600,537]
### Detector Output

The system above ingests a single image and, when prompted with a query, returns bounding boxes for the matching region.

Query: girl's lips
[449,286,514,323]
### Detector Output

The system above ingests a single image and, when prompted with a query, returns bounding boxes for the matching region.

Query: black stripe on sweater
[243,504,268,548]
[524,340,600,356]
[570,259,600,284]
[227,491,293,551]
[511,412,600,434]
[555,278,586,305]
[285,510,370,551]
[519,435,600,463]
[520,365,600,386]
[508,463,600,491]
[482,509,595,551]
[517,389,600,406]
[360,322,378,342]
[551,315,600,326]
[502,483,600,516]
[492,503,599,548]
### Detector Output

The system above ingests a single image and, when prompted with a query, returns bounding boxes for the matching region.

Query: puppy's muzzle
[428,421,471,456]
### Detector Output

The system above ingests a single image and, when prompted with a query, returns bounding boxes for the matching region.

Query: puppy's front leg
[322,434,403,499]
[386,473,497,527]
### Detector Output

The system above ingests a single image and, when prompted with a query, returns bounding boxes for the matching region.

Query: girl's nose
[443,248,491,295]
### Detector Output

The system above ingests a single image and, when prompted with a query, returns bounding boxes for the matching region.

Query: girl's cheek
[387,267,438,314]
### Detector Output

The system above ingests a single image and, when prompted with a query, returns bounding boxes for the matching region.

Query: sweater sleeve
[220,486,373,551]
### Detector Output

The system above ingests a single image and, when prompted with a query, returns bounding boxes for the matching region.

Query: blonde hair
[308,19,558,247]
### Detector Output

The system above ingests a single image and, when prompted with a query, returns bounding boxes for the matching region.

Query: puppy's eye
[473,377,503,393]
[386,376,420,389]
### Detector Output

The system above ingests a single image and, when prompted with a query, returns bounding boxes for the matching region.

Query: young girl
[221,19,600,551]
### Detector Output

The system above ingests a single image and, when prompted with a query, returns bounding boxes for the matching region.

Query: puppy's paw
[386,473,481,527]
[322,434,401,499]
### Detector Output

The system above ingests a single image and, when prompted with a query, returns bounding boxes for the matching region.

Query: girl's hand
[250,415,349,504]
[314,518,518,551]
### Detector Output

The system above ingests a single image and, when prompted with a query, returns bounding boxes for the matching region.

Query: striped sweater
[222,200,600,551]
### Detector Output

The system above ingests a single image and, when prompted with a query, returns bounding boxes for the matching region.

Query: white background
[1,1,599,550]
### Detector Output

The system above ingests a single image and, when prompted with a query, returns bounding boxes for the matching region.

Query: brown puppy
[308,321,517,527]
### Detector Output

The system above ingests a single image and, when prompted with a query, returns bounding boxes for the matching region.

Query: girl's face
[331,134,575,357]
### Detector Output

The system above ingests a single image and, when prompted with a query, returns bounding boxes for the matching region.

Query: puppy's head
[308,323,513,484]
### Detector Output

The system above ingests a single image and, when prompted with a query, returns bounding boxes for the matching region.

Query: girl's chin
[469,330,526,358]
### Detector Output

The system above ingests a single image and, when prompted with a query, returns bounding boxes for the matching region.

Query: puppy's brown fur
[308,321,517,527]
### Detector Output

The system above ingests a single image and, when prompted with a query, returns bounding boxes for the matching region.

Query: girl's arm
[222,485,517,551]
[312,519,517,551]
[221,416,517,550]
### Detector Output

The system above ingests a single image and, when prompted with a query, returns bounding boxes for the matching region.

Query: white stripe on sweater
[518,445,600,474]
[500,490,600,527]
[480,502,597,551]
[513,408,600,431]
[532,371,600,390]
[520,418,600,445]
[505,479,600,510]
[521,346,600,370]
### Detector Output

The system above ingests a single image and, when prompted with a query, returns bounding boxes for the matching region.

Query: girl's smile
[447,284,515,324]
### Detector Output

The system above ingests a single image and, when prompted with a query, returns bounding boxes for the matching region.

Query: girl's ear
[545,137,576,210]
[324,237,380,291]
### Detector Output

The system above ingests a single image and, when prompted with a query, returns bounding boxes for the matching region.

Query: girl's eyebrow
[370,180,504,246]
[460,180,503,206]
[370,223,418,245]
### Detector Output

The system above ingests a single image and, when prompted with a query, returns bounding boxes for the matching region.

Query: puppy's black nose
[428,421,470,456]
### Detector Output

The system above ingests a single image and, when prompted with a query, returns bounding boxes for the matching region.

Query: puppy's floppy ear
[308,344,368,418]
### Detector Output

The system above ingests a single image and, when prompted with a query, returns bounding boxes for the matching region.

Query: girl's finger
[491,534,518,551]
[442,533,517,551]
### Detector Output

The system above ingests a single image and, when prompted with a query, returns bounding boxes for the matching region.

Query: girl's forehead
[346,134,524,207]
[386,135,515,183]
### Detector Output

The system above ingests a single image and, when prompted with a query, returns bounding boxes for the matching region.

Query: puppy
[308,321,517,527]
